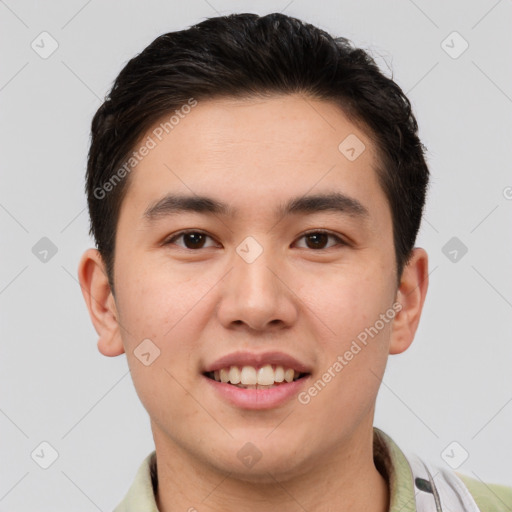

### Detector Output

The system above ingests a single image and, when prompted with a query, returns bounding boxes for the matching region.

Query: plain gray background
[1,0,511,510]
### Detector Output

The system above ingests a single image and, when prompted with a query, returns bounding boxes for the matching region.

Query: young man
[78,12,511,512]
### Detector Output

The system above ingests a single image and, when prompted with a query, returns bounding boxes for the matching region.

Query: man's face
[108,94,401,478]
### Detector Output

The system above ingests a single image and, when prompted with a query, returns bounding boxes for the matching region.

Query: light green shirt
[113,427,512,511]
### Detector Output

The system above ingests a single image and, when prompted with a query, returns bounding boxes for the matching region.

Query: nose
[216,239,299,333]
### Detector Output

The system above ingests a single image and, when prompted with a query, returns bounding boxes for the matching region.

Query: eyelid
[296,229,348,247]
[299,228,344,239]
[163,229,218,248]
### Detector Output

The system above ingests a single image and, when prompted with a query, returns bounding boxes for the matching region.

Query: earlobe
[388,248,429,355]
[77,248,125,357]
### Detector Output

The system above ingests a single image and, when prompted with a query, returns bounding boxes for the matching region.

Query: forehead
[118,94,388,226]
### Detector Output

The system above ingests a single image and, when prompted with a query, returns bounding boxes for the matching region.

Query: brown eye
[294,231,346,250]
[305,232,329,249]
[165,231,217,249]
[181,232,206,249]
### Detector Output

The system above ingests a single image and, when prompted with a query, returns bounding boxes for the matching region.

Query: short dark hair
[86,12,429,293]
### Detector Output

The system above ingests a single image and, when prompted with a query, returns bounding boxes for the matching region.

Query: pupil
[185,233,204,249]
[307,233,327,249]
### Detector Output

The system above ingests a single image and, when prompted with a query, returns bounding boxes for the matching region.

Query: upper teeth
[212,365,300,385]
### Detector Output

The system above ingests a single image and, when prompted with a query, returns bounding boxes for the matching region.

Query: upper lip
[203,350,312,374]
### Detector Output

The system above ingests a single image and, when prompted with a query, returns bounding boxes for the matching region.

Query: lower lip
[202,375,310,410]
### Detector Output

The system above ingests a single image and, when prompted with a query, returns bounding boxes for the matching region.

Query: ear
[389,247,429,355]
[77,248,125,357]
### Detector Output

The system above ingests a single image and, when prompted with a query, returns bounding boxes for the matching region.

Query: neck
[152,424,390,512]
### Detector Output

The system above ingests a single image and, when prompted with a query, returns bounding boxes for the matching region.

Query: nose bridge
[234,234,280,304]
[217,234,297,331]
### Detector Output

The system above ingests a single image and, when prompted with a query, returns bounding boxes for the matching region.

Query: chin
[219,457,307,485]
[204,439,312,484]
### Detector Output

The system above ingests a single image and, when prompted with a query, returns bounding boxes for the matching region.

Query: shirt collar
[113,427,417,512]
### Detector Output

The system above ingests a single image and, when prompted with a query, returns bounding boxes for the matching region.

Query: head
[79,12,429,481]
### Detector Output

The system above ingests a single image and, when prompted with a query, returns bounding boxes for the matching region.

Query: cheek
[301,257,395,400]
[114,262,219,399]
[115,261,204,342]
[300,273,393,427]
[117,269,205,428]
[309,262,393,340]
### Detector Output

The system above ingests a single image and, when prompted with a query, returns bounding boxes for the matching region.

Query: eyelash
[163,229,348,251]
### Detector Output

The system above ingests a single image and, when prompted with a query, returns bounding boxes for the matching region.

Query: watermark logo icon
[31,31,59,59]
[442,236,468,263]
[31,441,59,469]
[338,134,366,161]
[32,237,58,263]
[237,442,262,468]
[236,236,263,264]
[441,31,469,59]
[441,441,469,469]
[134,338,161,366]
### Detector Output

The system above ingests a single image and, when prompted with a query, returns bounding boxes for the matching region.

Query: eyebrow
[142,191,370,224]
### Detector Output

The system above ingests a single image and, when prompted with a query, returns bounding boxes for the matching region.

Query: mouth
[203,364,310,390]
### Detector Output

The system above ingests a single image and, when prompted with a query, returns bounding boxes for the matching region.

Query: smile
[204,364,308,389]
[202,350,312,408]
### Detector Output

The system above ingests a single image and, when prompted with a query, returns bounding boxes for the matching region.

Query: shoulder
[113,450,159,512]
[456,471,512,511]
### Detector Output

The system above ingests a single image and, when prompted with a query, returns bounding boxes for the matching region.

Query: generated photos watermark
[93,97,198,200]
[298,301,402,405]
